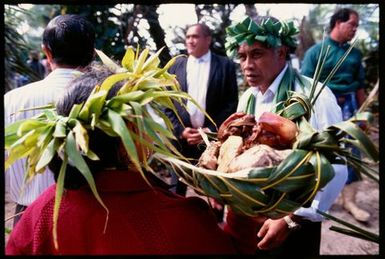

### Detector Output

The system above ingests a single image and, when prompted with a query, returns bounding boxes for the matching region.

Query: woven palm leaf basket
[155,85,379,218]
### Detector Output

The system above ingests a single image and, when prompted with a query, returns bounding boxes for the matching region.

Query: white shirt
[4,68,82,206]
[237,63,348,222]
[186,50,211,128]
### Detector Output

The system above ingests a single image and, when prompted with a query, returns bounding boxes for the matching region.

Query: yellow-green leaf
[95,48,126,73]
[121,46,135,71]
[35,138,61,172]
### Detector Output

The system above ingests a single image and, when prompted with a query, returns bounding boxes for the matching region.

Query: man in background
[4,14,96,226]
[302,8,369,222]
[27,50,46,82]
[165,23,238,198]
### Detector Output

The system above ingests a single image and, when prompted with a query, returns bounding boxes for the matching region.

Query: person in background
[4,14,95,227]
[165,23,238,199]
[6,65,260,255]
[27,50,46,82]
[224,15,347,256]
[41,54,52,77]
[301,8,369,222]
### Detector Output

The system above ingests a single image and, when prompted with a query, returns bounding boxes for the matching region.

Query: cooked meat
[217,113,256,142]
[217,136,243,173]
[227,144,292,173]
[198,141,221,170]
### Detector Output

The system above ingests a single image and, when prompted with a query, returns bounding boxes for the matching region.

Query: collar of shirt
[188,50,211,64]
[250,63,289,100]
[247,64,288,119]
[45,68,83,81]
[86,169,154,193]
[326,36,349,48]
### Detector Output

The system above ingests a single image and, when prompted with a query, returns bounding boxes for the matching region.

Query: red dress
[6,170,258,255]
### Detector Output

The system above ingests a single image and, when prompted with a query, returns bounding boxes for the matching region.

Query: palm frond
[317,210,379,243]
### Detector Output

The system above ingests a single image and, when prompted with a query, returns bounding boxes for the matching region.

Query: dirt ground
[319,177,379,255]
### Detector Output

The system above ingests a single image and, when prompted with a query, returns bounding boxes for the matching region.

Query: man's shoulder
[295,75,335,99]
[304,42,323,56]
[239,87,254,99]
[173,55,188,65]
[5,80,44,100]
[169,55,187,71]
[211,52,233,63]
[351,46,363,58]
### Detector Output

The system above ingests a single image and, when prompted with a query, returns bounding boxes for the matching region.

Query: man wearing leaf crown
[224,15,348,256]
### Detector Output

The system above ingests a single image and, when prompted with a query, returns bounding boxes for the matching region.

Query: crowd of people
[4,7,371,255]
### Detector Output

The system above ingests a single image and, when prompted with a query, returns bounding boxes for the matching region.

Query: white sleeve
[294,164,348,221]
[294,82,348,221]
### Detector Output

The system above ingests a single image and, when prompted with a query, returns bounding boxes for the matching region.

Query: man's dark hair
[329,8,359,31]
[49,64,124,189]
[43,14,95,67]
[189,23,212,37]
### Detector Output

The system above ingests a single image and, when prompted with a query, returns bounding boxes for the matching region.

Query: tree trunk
[296,16,315,63]
[139,5,172,66]
[244,4,258,20]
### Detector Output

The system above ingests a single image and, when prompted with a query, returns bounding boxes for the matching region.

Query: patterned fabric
[6,170,259,255]
[4,68,82,206]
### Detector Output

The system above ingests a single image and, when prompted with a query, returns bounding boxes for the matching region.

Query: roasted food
[217,113,256,142]
[218,111,298,150]
[227,144,292,173]
[257,112,298,149]
[200,111,299,173]
[198,141,221,170]
[217,136,243,172]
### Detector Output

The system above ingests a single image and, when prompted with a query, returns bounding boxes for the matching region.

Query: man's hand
[256,217,291,250]
[181,127,211,145]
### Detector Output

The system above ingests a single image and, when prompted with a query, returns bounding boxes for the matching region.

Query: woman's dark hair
[43,14,95,67]
[329,8,359,32]
[48,64,125,189]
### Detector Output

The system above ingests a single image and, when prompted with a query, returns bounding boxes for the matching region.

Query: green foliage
[4,5,42,92]
[317,210,379,243]
[225,16,299,57]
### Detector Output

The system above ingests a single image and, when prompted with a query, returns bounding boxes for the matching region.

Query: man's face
[336,14,359,42]
[185,25,211,58]
[237,41,286,91]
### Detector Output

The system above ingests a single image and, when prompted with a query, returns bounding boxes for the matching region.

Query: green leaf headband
[5,46,215,250]
[225,16,300,57]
